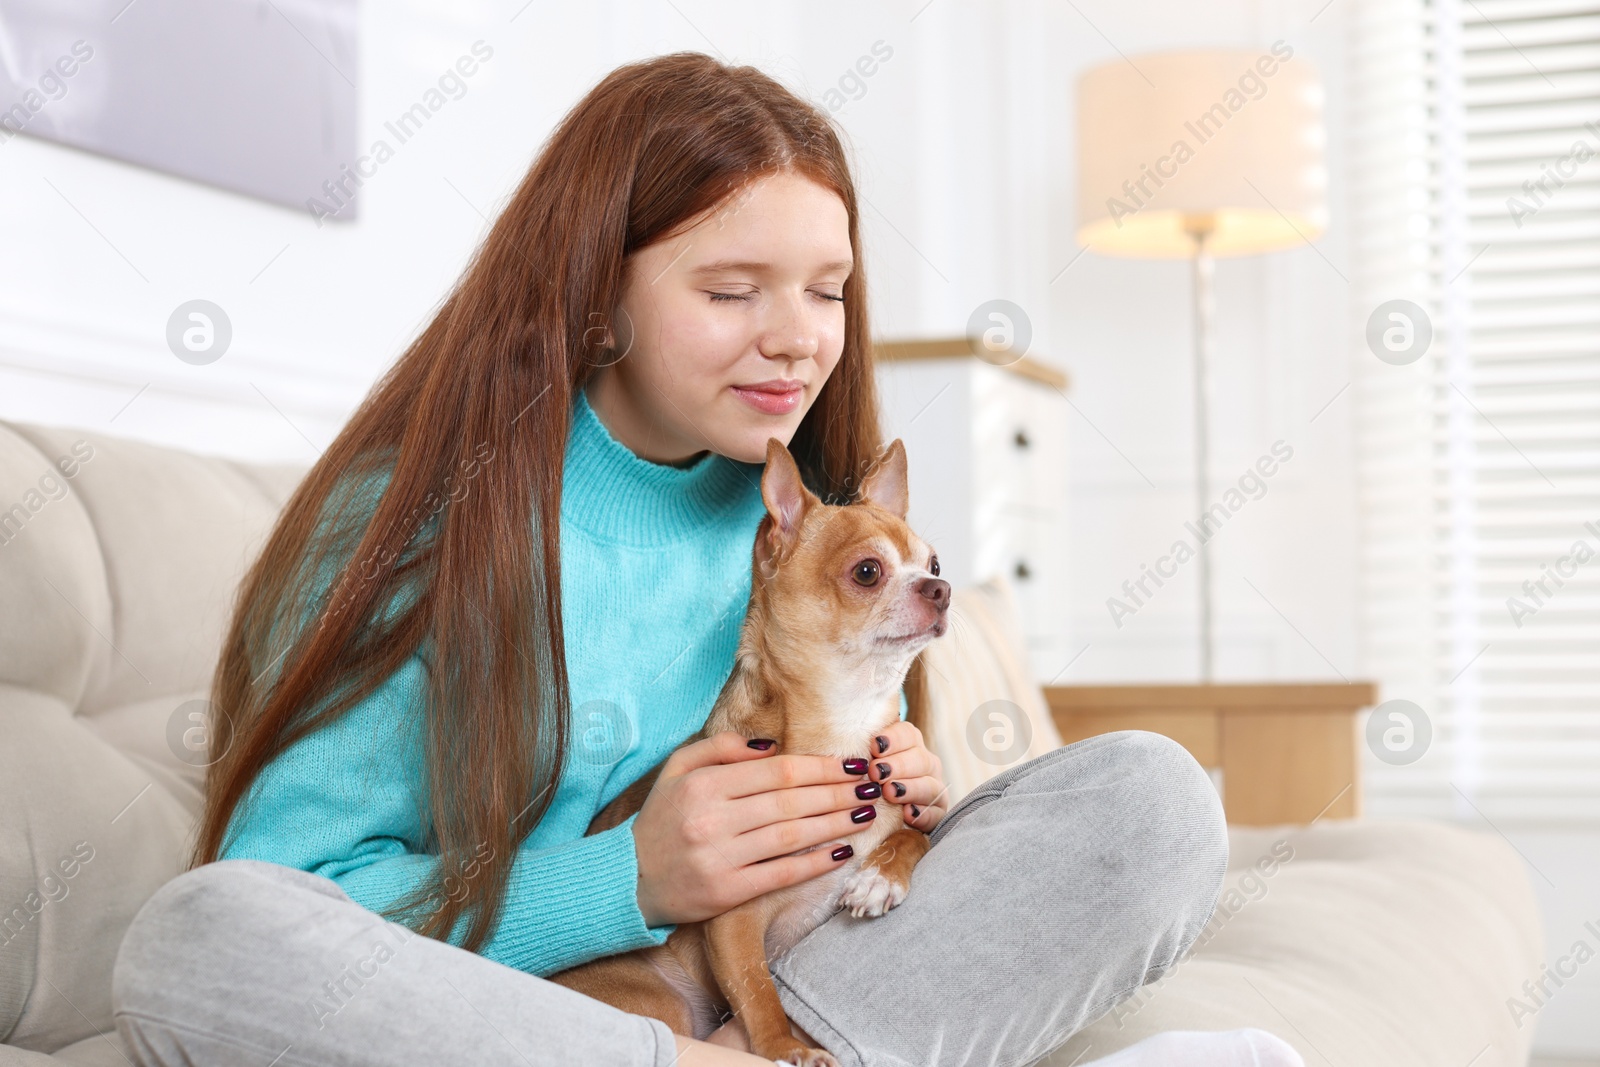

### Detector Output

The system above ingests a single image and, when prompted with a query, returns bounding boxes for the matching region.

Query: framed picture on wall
[0,0,359,217]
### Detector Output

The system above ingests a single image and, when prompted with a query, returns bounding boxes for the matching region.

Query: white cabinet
[873,339,1070,682]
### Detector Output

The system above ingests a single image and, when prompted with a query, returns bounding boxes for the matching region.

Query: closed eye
[707,291,844,303]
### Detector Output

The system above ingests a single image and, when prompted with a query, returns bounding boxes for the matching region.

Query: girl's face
[584,170,854,467]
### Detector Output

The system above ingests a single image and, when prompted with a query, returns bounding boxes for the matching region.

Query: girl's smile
[728,379,806,416]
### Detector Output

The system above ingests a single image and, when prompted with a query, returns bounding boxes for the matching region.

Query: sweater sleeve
[223,637,677,978]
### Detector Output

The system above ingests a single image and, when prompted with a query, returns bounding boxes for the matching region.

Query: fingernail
[875,762,891,779]
[850,804,876,824]
[843,758,868,774]
[855,782,882,800]
[832,844,854,861]
[748,738,775,750]
[874,735,889,754]
[910,805,921,818]
[892,781,906,798]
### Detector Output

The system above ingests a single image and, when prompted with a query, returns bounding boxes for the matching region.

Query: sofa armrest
[1040,683,1378,826]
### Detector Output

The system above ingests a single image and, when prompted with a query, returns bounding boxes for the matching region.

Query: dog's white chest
[761,803,899,961]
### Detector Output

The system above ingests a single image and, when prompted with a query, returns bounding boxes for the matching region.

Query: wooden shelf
[1047,682,1377,711]
[1042,682,1379,826]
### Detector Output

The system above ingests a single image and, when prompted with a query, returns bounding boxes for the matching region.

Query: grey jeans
[111,730,1228,1067]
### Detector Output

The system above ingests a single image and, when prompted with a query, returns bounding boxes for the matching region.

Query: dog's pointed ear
[859,439,909,519]
[760,437,816,557]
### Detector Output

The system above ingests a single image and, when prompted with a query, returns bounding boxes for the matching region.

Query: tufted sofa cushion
[0,420,308,1059]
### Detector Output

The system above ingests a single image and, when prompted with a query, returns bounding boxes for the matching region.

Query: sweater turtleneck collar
[561,383,766,547]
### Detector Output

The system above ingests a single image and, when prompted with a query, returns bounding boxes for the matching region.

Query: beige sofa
[0,419,1546,1066]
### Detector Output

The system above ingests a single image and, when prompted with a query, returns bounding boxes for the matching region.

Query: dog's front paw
[838,865,907,918]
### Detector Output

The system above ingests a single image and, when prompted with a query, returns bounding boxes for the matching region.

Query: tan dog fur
[546,435,949,1067]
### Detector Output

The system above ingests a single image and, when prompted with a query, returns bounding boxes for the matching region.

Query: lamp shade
[1076,49,1327,258]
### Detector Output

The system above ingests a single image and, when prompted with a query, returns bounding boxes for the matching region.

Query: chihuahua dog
[546,435,949,1067]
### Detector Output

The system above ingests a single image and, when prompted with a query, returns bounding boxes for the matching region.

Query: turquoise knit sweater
[221,384,907,977]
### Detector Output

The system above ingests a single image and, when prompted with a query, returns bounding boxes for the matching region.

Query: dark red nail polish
[832,844,854,861]
[892,781,906,798]
[851,804,876,823]
[748,738,775,750]
[875,762,891,779]
[856,782,881,799]
[843,758,868,774]
[910,805,921,818]
[874,735,889,754]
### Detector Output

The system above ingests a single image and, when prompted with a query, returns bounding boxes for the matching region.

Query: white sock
[1073,1028,1305,1067]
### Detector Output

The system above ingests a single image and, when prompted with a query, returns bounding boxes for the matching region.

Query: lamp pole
[1076,53,1326,682]
[1185,215,1216,682]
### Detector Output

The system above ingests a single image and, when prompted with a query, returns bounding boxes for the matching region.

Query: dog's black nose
[917,576,950,610]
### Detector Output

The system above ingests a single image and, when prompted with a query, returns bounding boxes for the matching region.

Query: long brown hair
[191,51,915,956]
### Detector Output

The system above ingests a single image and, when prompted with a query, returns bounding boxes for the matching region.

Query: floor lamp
[1075,50,1327,681]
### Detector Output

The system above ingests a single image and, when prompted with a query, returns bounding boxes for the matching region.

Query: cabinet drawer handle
[1014,559,1032,581]
[1013,428,1031,449]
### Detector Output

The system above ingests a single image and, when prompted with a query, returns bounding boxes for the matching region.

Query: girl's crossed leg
[111,730,1227,1067]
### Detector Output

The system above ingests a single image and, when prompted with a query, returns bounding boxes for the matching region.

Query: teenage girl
[110,52,1274,1067]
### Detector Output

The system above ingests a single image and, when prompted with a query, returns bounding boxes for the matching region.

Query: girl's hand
[632,731,879,928]
[863,721,948,833]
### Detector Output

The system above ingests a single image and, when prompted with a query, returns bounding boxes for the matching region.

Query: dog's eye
[929,554,940,577]
[852,559,881,586]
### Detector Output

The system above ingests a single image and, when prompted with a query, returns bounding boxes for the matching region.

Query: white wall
[1035,3,1356,687]
[0,0,1359,690]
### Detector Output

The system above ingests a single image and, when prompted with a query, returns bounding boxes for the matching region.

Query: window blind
[1353,0,1600,825]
